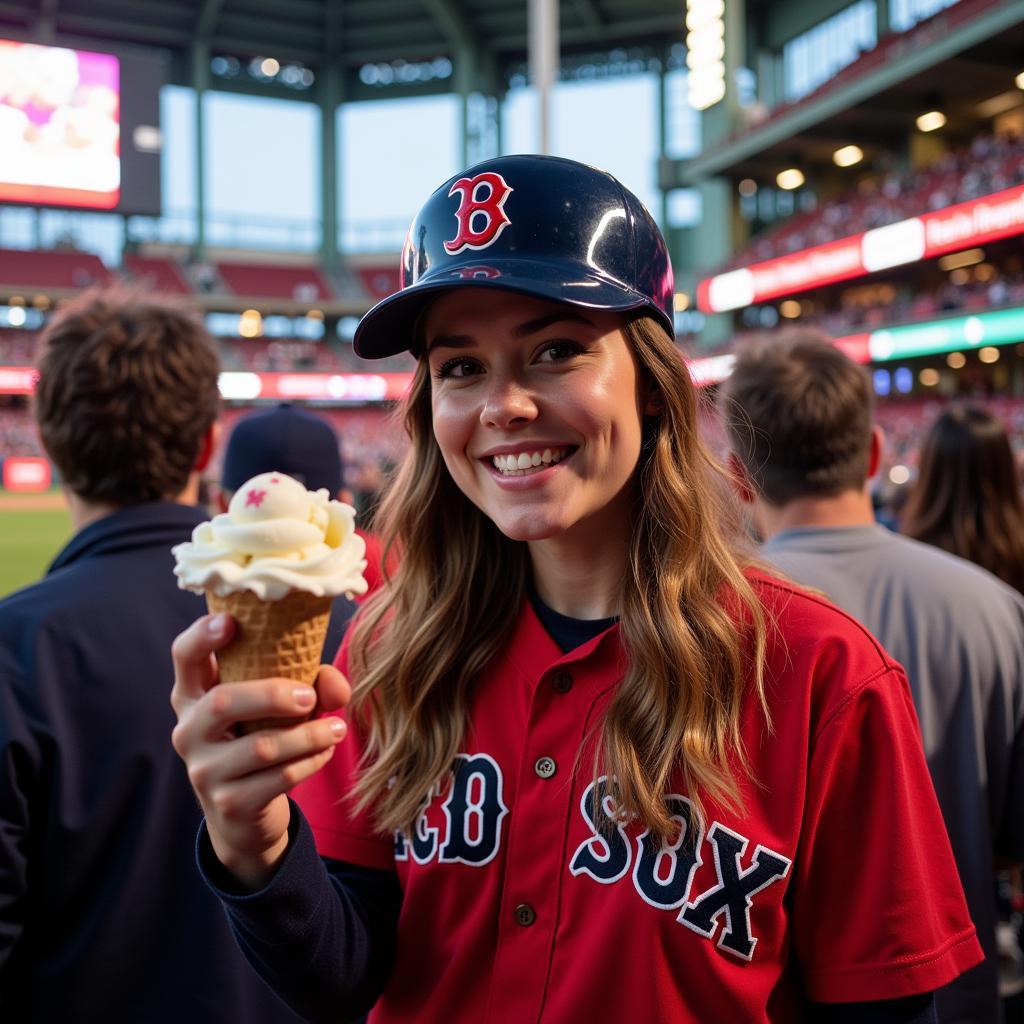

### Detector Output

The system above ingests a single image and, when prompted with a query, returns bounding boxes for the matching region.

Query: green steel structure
[0,0,686,272]
[669,0,1024,347]
[1,0,1023,357]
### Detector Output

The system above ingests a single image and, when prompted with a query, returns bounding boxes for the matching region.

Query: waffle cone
[206,589,333,731]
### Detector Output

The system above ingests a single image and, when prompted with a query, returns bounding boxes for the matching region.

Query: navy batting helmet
[352,154,675,359]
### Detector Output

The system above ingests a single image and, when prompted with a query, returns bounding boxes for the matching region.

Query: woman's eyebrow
[427,334,474,353]
[512,312,596,337]
[428,312,596,352]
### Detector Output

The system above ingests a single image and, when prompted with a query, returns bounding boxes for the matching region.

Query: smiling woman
[169,155,981,1024]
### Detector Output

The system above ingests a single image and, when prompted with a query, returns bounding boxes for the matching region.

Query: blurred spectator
[0,288,304,1021]
[0,329,37,365]
[719,331,1024,1024]
[0,404,41,456]
[902,406,1024,596]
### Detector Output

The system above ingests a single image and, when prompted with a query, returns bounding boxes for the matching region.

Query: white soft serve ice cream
[173,471,368,601]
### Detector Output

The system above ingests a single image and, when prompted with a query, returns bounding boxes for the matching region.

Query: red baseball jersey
[294,572,981,1022]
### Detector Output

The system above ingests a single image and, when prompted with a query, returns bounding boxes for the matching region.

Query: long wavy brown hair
[902,405,1024,594]
[347,314,769,842]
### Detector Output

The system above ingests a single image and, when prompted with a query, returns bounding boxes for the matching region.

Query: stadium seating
[0,247,112,291]
[214,261,335,302]
[355,265,401,301]
[122,255,193,295]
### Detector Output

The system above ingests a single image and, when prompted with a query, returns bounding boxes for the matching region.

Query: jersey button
[550,670,573,694]
[534,756,557,779]
[514,903,537,927]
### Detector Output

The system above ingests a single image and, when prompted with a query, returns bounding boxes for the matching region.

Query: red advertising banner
[698,183,1024,313]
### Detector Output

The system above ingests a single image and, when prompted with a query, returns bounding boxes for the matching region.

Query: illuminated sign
[850,306,1024,362]
[675,308,1024,388]
[686,0,726,111]
[687,353,735,386]
[699,182,1024,312]
[2,456,52,492]
[0,367,37,394]
[0,368,414,401]
[216,371,413,403]
[0,39,120,209]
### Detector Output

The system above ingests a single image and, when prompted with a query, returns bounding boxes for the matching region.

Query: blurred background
[0,0,1022,594]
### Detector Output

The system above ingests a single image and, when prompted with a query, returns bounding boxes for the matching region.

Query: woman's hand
[170,612,351,890]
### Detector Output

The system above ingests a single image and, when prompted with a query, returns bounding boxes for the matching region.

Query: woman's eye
[434,357,481,380]
[537,340,583,363]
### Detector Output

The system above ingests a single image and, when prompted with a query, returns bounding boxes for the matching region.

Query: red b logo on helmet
[444,172,514,255]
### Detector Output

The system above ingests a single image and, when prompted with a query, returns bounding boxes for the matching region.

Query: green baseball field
[0,493,73,600]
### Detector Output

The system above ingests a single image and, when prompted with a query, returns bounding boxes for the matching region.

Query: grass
[0,498,73,599]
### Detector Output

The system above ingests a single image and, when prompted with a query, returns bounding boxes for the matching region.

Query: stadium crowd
[800,261,1024,337]
[732,130,1024,269]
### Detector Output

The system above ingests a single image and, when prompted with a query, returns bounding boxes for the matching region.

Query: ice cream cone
[206,588,333,731]
[173,471,367,731]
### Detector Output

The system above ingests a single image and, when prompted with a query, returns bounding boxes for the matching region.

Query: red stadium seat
[122,255,193,295]
[355,266,401,301]
[215,262,335,302]
[0,248,112,291]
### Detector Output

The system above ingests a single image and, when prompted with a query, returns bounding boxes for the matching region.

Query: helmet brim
[352,258,670,359]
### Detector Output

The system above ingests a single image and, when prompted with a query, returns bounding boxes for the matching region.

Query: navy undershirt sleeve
[808,994,937,1023]
[197,802,401,1024]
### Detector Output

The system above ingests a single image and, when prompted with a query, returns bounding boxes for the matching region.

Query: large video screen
[0,40,121,209]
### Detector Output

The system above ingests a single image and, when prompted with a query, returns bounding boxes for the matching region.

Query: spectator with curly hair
[0,288,304,1022]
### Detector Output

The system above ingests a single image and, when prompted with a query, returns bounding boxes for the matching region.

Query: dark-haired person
[170,158,979,1023]
[0,289,303,1022]
[902,404,1024,596]
[720,331,1024,1024]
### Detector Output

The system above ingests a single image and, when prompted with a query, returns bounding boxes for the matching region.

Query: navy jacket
[0,502,303,1022]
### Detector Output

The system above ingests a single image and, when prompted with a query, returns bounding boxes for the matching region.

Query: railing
[0,207,408,262]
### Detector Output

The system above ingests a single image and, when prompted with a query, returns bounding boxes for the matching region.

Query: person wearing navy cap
[170,156,979,1023]
[218,403,361,662]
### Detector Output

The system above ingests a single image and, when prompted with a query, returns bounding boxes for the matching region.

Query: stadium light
[238,309,263,338]
[776,168,805,190]
[738,178,757,197]
[915,110,946,132]
[779,300,801,318]
[832,145,863,168]
[919,368,940,387]
[673,293,691,312]
[260,57,280,77]
[686,0,726,111]
[1016,71,1024,90]
[978,346,1000,363]
[946,351,966,369]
